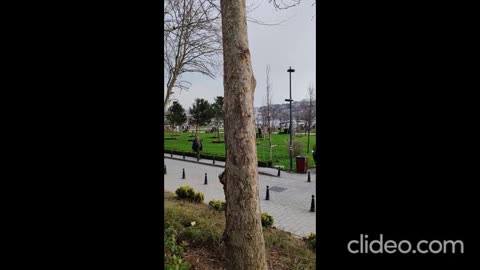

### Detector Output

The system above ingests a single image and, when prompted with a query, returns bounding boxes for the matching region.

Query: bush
[175,186,195,199]
[208,200,226,211]
[192,192,204,203]
[175,186,204,204]
[285,140,304,157]
[164,224,190,269]
[261,213,274,227]
[304,232,316,250]
[165,149,272,168]
[258,160,273,167]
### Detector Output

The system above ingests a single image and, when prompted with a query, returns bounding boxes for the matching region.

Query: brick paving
[164,155,316,237]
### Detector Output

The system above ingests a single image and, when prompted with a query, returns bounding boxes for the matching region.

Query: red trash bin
[296,156,308,173]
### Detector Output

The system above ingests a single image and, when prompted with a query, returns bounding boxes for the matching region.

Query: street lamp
[286,66,295,171]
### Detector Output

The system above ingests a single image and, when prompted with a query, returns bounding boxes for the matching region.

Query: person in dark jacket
[192,136,202,160]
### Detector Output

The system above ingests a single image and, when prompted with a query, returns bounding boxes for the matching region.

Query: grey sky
[165,0,316,110]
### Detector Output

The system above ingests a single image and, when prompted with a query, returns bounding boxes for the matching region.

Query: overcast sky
[165,0,316,110]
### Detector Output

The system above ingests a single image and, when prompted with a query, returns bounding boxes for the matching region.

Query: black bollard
[277,168,281,177]
[164,165,166,175]
[204,173,208,185]
[308,171,311,182]
[170,150,173,158]
[310,195,315,212]
[266,185,270,200]
[183,152,185,160]
[182,168,185,179]
[213,156,215,164]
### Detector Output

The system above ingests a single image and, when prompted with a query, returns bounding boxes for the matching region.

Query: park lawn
[164,191,316,270]
[163,131,316,169]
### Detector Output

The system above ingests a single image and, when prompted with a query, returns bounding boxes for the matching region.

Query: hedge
[165,150,272,167]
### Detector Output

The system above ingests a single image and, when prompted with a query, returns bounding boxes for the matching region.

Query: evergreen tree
[166,101,187,135]
[188,98,213,135]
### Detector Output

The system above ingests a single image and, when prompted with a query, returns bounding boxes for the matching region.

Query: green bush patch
[175,186,195,199]
[261,212,274,227]
[303,233,316,251]
[192,192,204,203]
[208,200,226,211]
[164,224,190,269]
[175,186,204,204]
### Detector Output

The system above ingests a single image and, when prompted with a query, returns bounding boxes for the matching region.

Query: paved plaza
[164,154,316,237]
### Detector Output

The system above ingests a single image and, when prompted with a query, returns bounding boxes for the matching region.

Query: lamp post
[286,66,295,171]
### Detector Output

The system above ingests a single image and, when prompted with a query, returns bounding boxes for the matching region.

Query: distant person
[192,136,202,160]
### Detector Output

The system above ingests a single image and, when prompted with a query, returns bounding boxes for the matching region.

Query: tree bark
[164,72,177,114]
[220,0,268,269]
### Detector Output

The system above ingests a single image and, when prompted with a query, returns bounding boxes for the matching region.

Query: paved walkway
[164,155,316,237]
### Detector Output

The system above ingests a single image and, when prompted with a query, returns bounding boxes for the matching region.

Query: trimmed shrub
[175,186,195,199]
[175,186,204,204]
[208,200,226,211]
[165,149,273,167]
[261,212,274,227]
[192,192,204,203]
[304,232,316,250]
[258,160,273,167]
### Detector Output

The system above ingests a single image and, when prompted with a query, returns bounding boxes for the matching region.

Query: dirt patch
[182,243,307,270]
[183,246,226,270]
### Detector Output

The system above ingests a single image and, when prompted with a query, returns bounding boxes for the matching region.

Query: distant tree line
[165,96,224,139]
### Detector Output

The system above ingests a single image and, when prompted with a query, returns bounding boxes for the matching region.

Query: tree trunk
[307,125,311,155]
[220,0,268,269]
[164,72,178,114]
[163,86,172,114]
[268,130,272,161]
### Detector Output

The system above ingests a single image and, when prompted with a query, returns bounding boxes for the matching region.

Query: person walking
[192,136,202,160]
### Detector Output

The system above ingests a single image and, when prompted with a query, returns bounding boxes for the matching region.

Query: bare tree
[220,0,268,269]
[164,0,221,113]
[279,106,290,129]
[265,65,273,161]
[268,0,316,10]
[270,104,282,130]
[268,0,301,9]
[300,84,316,154]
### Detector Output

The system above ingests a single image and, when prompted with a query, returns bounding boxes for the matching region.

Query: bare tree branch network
[265,65,273,160]
[164,0,222,113]
[296,83,316,153]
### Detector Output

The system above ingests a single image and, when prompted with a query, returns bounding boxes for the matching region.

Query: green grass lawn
[164,130,316,169]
